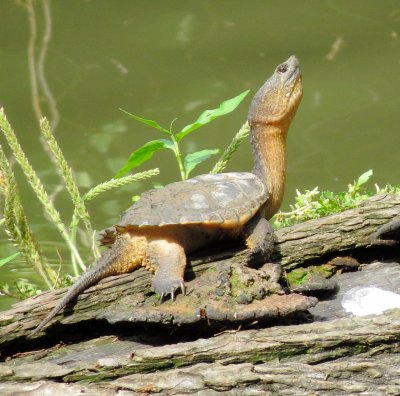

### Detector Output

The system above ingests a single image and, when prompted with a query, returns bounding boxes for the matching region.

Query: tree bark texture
[0,311,399,394]
[0,194,399,394]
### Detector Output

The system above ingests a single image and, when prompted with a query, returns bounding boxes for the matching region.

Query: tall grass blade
[0,145,56,288]
[0,108,85,275]
[85,168,160,202]
[40,118,93,233]
[211,122,250,174]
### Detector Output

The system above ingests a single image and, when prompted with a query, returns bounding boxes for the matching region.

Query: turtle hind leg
[242,214,275,266]
[146,239,186,301]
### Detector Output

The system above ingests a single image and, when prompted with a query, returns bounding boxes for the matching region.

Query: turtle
[29,55,303,337]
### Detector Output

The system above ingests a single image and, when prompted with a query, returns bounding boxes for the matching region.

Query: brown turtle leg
[241,214,275,266]
[146,239,186,300]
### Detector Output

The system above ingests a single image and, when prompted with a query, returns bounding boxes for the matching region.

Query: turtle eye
[277,64,288,74]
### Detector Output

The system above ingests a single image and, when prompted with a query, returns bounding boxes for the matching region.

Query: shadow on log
[0,194,400,394]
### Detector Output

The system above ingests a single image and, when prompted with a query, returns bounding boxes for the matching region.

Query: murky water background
[1,0,399,309]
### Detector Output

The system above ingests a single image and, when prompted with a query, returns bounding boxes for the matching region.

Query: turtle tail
[29,272,101,337]
[28,240,128,338]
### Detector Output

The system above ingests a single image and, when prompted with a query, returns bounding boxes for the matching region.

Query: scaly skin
[29,56,303,337]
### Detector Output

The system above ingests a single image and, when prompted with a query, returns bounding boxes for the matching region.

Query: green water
[1,0,399,310]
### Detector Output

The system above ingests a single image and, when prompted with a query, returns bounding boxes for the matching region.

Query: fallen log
[0,194,399,394]
[0,194,399,345]
[274,193,400,268]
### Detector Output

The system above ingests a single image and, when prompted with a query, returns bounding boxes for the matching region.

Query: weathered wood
[0,194,400,394]
[274,193,400,268]
[0,309,399,394]
[0,194,399,346]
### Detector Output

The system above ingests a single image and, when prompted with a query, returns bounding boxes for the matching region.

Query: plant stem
[170,134,186,180]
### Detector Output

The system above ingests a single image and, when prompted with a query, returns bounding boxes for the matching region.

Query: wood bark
[0,193,399,394]
[0,311,399,394]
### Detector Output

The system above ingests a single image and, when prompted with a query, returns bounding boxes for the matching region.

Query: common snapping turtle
[30,55,303,336]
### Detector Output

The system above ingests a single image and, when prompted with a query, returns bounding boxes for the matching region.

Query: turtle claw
[152,276,185,303]
[179,280,186,296]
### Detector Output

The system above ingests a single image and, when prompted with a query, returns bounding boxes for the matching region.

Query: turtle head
[248,55,303,128]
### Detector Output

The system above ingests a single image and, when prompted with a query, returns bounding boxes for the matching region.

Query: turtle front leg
[241,214,275,266]
[146,239,186,300]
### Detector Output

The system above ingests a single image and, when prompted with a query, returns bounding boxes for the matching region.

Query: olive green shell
[118,172,267,229]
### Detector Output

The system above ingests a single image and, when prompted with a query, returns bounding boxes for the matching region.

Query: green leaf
[115,139,172,178]
[0,252,19,268]
[356,169,373,187]
[120,109,171,135]
[184,149,219,178]
[176,90,250,141]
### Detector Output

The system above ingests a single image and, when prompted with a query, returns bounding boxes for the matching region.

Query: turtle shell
[118,172,267,229]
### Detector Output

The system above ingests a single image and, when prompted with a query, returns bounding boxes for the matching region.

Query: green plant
[0,143,56,288]
[0,252,20,268]
[0,109,86,274]
[273,170,400,228]
[0,251,44,301]
[0,279,42,300]
[116,90,249,180]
